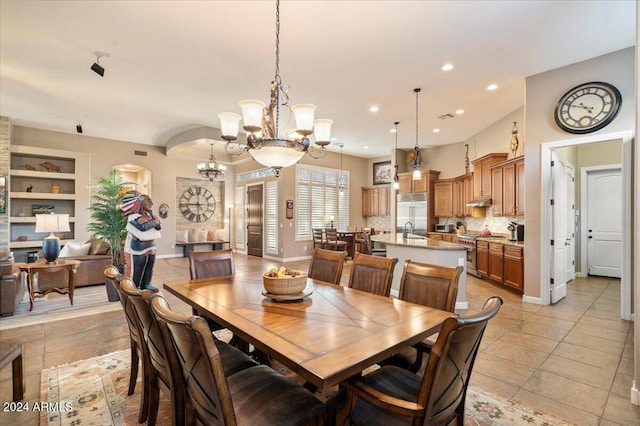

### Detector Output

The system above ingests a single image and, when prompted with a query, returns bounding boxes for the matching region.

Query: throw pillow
[88,238,110,255]
[59,241,92,257]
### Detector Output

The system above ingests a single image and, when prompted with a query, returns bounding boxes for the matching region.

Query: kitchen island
[371,233,468,309]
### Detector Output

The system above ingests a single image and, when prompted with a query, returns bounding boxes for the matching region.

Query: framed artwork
[0,177,5,214]
[32,204,55,215]
[373,161,392,185]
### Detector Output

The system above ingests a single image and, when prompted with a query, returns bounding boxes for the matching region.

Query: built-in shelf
[10,216,77,224]
[10,239,73,249]
[10,170,76,180]
[10,192,76,200]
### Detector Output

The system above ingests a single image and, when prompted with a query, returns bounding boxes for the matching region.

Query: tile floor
[1,254,638,425]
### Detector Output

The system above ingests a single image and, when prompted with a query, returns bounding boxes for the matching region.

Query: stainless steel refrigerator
[396,193,428,236]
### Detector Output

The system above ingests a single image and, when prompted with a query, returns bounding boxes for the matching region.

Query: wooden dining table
[336,229,362,259]
[163,276,453,390]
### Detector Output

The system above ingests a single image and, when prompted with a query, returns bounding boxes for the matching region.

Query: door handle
[588,236,593,239]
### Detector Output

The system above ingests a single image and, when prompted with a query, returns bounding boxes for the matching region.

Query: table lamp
[35,213,70,263]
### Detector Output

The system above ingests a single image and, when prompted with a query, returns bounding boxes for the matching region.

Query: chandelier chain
[274,0,281,136]
[415,89,420,148]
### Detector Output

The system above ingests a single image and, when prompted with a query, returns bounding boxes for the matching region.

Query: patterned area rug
[40,350,576,425]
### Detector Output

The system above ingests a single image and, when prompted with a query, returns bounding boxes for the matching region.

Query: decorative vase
[51,184,61,194]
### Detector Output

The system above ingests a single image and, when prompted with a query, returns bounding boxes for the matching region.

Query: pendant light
[338,142,345,195]
[412,88,423,180]
[393,121,400,190]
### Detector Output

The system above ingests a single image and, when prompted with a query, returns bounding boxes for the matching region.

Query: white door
[550,152,567,303]
[587,169,622,277]
[564,162,576,282]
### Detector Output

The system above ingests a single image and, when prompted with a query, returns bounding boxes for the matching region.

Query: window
[295,164,349,240]
[265,180,278,255]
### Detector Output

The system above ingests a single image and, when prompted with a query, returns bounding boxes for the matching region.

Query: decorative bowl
[263,270,308,295]
[17,235,28,241]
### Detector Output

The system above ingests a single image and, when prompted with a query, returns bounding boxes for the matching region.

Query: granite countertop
[371,233,467,251]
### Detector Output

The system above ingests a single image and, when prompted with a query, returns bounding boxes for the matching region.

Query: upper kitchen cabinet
[434,173,473,218]
[397,171,439,195]
[362,185,390,217]
[491,156,525,217]
[471,153,508,200]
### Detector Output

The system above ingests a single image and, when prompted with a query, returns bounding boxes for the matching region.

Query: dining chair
[348,252,398,297]
[187,249,235,280]
[150,294,326,426]
[312,228,326,250]
[326,296,503,426]
[381,260,463,372]
[104,266,151,423]
[121,281,259,426]
[308,248,347,284]
[325,228,348,253]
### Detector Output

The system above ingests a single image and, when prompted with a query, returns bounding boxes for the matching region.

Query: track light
[91,56,104,77]
[76,124,83,134]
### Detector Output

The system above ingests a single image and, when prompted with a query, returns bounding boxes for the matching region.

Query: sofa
[36,238,113,290]
[0,252,22,317]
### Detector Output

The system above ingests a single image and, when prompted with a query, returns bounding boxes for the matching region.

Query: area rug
[40,350,576,426]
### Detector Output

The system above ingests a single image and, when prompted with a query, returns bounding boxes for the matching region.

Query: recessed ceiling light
[441,63,454,71]
[390,128,396,133]
[432,128,440,133]
[369,106,379,113]
[455,109,464,115]
[487,84,498,91]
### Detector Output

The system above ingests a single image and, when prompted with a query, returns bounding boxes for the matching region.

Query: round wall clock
[554,81,622,134]
[179,186,216,222]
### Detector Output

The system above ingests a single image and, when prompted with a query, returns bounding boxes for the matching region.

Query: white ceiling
[0,1,636,160]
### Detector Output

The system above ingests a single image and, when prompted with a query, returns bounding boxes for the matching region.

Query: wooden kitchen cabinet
[471,153,508,199]
[491,156,525,217]
[428,233,443,241]
[434,181,453,217]
[362,185,390,217]
[397,171,438,194]
[488,242,504,282]
[504,245,524,291]
[476,240,489,276]
[434,173,473,218]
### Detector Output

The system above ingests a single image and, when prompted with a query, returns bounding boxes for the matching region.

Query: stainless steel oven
[457,234,479,277]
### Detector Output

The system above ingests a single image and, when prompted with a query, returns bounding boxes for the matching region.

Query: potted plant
[87,170,128,301]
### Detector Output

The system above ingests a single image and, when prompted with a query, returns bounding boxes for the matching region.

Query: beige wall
[524,47,635,299]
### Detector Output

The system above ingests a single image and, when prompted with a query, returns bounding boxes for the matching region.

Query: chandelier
[218,0,332,177]
[197,143,226,180]
[338,143,345,194]
[411,88,423,180]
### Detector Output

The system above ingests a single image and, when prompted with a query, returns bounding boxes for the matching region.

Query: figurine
[510,122,520,158]
[40,161,61,172]
[26,184,33,193]
[120,191,162,291]
[464,144,470,173]
[23,164,36,171]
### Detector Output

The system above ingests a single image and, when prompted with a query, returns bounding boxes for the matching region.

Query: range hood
[466,197,492,207]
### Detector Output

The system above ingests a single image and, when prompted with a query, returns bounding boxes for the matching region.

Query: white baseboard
[631,381,639,406]
[157,253,183,259]
[263,254,312,263]
[522,294,544,305]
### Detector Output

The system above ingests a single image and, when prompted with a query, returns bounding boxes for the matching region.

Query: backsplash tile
[438,208,522,237]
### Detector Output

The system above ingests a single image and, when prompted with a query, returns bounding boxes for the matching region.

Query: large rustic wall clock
[179,186,216,222]
[554,81,622,134]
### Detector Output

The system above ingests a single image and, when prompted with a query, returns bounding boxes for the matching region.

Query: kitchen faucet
[403,221,414,239]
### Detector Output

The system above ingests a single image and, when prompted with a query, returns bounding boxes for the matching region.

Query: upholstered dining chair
[121,279,258,426]
[187,249,235,280]
[308,248,347,284]
[312,228,326,250]
[150,294,326,426]
[327,296,503,426]
[104,266,150,423]
[325,228,348,253]
[381,260,463,372]
[348,252,398,297]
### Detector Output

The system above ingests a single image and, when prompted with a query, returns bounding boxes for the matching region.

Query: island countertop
[371,233,467,251]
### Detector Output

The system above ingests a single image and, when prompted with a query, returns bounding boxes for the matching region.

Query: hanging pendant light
[412,88,423,180]
[218,0,332,177]
[393,121,400,190]
[197,143,226,180]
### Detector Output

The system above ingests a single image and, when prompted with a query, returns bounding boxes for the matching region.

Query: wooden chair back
[308,249,347,284]
[419,296,503,424]
[348,252,398,297]
[398,260,462,313]
[188,249,235,280]
[360,231,373,255]
[324,228,339,243]
[312,228,326,249]
[120,279,186,426]
[150,293,237,425]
